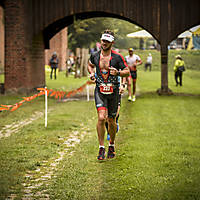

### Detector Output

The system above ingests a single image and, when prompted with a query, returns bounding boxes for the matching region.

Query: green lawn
[1,93,200,200]
[137,70,200,95]
[0,55,200,199]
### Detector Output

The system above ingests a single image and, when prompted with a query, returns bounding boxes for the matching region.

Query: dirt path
[6,119,94,200]
[0,111,44,139]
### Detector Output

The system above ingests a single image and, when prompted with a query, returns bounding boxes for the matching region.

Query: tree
[68,17,141,51]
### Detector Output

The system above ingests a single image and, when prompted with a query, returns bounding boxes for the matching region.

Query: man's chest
[94,56,118,70]
[99,55,111,70]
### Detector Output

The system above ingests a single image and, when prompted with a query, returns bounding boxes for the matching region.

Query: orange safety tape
[0,107,10,111]
[0,80,95,112]
[1,104,13,108]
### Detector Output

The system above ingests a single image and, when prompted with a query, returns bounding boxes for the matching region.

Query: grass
[137,70,200,95]
[0,53,200,199]
[46,94,200,200]
[45,71,88,91]
[120,49,200,72]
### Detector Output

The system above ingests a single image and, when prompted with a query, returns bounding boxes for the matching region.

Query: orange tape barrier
[0,80,94,112]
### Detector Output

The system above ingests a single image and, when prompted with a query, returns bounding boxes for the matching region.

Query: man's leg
[179,71,183,86]
[96,109,107,160]
[107,117,117,159]
[97,109,107,146]
[145,63,147,71]
[106,90,119,159]
[50,68,53,79]
[54,68,57,79]
[107,100,121,141]
[116,104,120,132]
[132,79,136,101]
[127,76,132,101]
[175,71,179,86]
[107,117,117,144]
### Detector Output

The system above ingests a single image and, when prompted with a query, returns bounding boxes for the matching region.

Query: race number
[99,84,113,94]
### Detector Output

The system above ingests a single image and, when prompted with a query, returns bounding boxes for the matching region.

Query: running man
[125,48,142,101]
[88,30,129,160]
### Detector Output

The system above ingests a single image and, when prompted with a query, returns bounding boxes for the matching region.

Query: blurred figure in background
[145,53,152,72]
[174,55,185,86]
[49,52,59,79]
[125,48,142,102]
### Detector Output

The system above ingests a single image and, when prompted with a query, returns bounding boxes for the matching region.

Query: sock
[99,145,105,149]
[109,143,115,147]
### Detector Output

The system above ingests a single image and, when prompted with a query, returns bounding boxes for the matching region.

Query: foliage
[68,17,141,51]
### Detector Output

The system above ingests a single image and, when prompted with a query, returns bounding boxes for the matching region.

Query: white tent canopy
[190,25,200,32]
[178,25,200,38]
[127,30,153,38]
[127,26,200,39]
[178,31,192,38]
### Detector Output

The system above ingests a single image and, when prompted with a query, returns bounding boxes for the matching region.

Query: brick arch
[43,11,159,49]
[3,0,200,94]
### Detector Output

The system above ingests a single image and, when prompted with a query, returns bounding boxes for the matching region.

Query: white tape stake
[45,87,48,127]
[86,84,90,101]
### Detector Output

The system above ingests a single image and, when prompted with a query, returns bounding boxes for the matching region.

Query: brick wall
[0,6,4,72]
[45,27,68,71]
[4,0,45,93]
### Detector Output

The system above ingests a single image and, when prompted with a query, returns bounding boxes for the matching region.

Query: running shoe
[107,146,116,159]
[132,95,136,102]
[97,147,106,160]
[107,133,110,141]
[128,96,132,101]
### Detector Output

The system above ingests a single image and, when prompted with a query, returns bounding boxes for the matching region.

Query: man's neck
[101,49,112,56]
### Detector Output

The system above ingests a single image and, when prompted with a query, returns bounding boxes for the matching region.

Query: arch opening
[43,11,159,49]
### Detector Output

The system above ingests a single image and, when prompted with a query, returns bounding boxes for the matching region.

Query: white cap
[101,33,114,42]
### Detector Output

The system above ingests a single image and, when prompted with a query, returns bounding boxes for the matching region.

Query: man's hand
[119,85,125,94]
[89,73,96,82]
[109,66,119,76]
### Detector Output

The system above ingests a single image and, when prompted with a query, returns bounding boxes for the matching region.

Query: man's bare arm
[119,67,130,77]
[87,61,96,80]
[137,60,142,66]
[109,66,130,77]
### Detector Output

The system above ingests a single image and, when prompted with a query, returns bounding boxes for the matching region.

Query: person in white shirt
[125,48,142,102]
[145,53,152,71]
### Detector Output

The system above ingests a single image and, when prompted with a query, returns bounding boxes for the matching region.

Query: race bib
[99,84,113,94]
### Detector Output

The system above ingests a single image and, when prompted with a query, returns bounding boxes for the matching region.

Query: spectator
[174,55,185,86]
[49,52,59,79]
[145,53,152,71]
